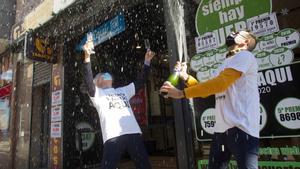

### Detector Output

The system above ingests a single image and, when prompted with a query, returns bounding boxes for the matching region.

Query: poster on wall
[193,0,300,141]
[194,62,300,141]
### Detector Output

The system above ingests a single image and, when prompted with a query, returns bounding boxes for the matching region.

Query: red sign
[0,84,11,98]
[130,88,148,127]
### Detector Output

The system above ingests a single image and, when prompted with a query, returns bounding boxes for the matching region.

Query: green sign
[198,160,300,169]
[195,0,272,35]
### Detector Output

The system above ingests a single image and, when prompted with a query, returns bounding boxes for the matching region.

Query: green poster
[195,0,272,35]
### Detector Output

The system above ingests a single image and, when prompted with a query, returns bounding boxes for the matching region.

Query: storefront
[0,51,13,169]
[3,0,300,169]
[184,0,300,168]
[62,1,180,168]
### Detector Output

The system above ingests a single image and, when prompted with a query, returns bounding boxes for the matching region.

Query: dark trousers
[100,134,152,169]
[208,127,259,169]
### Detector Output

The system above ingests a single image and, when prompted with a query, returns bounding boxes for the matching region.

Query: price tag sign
[259,34,278,51]
[200,108,216,135]
[255,51,272,70]
[195,32,219,53]
[190,54,204,72]
[275,28,300,49]
[196,66,211,82]
[270,47,294,67]
[247,12,279,37]
[275,98,300,129]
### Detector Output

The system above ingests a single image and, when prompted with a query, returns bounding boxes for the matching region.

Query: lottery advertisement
[194,62,300,141]
[193,0,300,141]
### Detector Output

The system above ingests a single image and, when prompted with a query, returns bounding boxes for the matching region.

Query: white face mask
[226,31,248,47]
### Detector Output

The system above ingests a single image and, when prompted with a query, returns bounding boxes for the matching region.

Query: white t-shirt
[90,82,142,143]
[213,50,260,138]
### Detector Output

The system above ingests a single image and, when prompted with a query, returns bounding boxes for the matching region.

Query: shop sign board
[26,33,57,63]
[53,0,76,14]
[76,13,126,51]
[194,62,300,141]
[198,160,300,169]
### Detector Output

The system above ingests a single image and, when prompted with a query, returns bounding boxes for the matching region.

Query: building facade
[0,0,299,169]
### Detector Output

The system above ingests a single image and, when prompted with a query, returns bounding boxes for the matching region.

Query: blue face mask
[101,73,112,81]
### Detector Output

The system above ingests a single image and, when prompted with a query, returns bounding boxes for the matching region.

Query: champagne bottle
[161,68,180,96]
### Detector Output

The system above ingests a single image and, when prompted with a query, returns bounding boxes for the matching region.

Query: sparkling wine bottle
[161,68,180,96]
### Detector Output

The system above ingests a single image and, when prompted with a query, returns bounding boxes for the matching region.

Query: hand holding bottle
[160,81,184,99]
[176,62,189,81]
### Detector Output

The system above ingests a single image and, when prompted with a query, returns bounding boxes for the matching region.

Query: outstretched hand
[160,81,184,99]
[83,39,94,61]
[145,50,155,63]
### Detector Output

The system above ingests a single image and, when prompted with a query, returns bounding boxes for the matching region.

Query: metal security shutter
[33,62,52,87]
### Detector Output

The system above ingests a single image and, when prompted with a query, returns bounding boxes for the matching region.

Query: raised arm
[133,50,155,91]
[82,41,96,97]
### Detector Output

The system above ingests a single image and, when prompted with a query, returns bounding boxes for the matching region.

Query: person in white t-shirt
[160,30,260,169]
[82,39,154,169]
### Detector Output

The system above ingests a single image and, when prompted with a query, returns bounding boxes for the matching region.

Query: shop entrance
[63,0,178,168]
[29,83,50,169]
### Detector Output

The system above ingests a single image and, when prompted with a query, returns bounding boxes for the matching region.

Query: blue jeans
[208,127,259,169]
[100,134,152,169]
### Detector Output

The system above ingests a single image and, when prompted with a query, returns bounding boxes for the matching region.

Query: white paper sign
[256,51,272,70]
[275,28,300,49]
[275,98,300,129]
[51,122,62,138]
[259,34,278,51]
[51,106,62,122]
[270,47,294,67]
[196,66,211,82]
[195,32,219,53]
[52,90,62,106]
[190,54,204,72]
[247,12,279,37]
[200,108,216,135]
